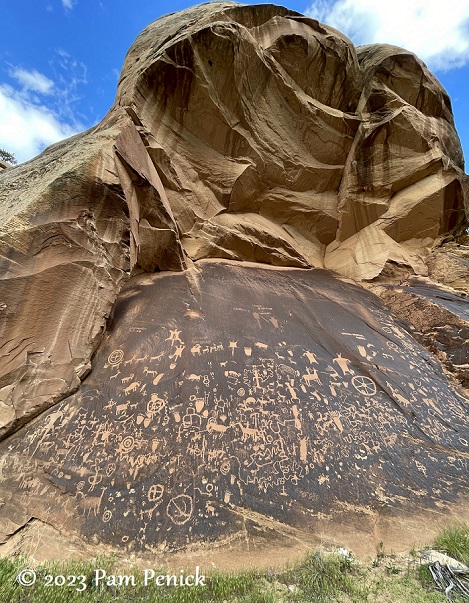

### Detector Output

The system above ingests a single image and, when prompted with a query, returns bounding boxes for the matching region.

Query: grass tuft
[278,551,368,602]
[433,522,469,567]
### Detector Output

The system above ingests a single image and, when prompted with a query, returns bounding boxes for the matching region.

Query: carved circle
[108,349,124,365]
[166,494,193,525]
[121,436,135,453]
[352,375,377,396]
[147,398,165,414]
[148,484,164,502]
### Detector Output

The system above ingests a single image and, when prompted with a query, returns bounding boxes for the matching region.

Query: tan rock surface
[0,1,468,564]
[364,244,469,388]
[329,45,468,278]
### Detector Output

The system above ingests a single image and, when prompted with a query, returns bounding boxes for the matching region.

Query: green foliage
[433,522,469,567]
[278,551,367,602]
[415,523,469,603]
[204,570,273,602]
[417,563,435,588]
[0,556,274,603]
[372,541,386,567]
[385,564,401,575]
[0,540,466,603]
[0,148,17,165]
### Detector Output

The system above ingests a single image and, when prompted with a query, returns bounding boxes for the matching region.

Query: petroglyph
[108,350,124,366]
[333,354,354,376]
[166,329,183,344]
[123,381,141,395]
[0,264,467,556]
[352,376,377,396]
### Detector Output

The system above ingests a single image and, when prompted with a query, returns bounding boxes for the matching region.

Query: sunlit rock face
[115,3,468,278]
[0,2,467,563]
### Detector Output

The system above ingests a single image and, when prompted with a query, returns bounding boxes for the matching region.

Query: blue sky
[1,0,468,166]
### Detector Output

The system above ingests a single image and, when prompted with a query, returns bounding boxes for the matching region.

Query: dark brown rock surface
[0,1,468,564]
[1,1,467,438]
[0,262,468,561]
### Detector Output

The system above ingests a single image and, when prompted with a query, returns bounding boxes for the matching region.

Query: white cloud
[62,0,77,10]
[9,67,54,95]
[0,85,80,164]
[305,0,469,71]
[0,48,90,164]
[50,49,88,123]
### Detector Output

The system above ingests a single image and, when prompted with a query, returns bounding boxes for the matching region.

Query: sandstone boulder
[0,261,467,562]
[0,1,467,564]
[1,1,466,438]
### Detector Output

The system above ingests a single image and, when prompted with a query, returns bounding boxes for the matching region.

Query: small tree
[0,149,17,165]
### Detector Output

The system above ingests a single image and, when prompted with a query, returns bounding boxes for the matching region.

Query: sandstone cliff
[0,2,467,564]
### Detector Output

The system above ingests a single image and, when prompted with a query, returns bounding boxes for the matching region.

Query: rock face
[1,261,468,562]
[0,2,467,563]
[365,245,469,390]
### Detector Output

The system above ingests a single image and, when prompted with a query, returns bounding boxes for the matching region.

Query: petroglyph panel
[0,262,467,554]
